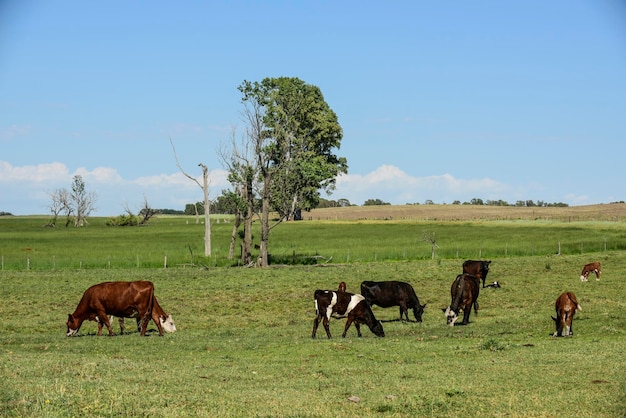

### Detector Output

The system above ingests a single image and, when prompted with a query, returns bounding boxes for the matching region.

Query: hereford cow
[580,262,601,282]
[360,281,426,322]
[442,274,480,326]
[67,281,164,337]
[462,260,492,288]
[338,281,347,292]
[312,290,385,338]
[112,296,176,334]
[552,292,582,337]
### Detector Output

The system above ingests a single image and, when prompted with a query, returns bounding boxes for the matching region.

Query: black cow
[442,274,480,326]
[360,281,426,322]
[463,260,492,288]
[312,290,385,338]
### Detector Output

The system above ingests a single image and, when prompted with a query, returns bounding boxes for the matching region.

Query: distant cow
[338,281,347,292]
[67,281,164,337]
[552,292,582,337]
[360,281,426,322]
[443,274,480,326]
[463,260,492,288]
[580,262,601,282]
[112,296,176,334]
[312,290,385,338]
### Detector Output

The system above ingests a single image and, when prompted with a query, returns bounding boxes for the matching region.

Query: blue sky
[2,1,625,216]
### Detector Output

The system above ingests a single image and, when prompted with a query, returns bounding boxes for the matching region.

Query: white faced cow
[580,262,601,282]
[109,295,176,334]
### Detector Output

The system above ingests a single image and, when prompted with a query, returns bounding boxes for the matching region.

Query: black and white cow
[360,280,426,322]
[312,290,385,339]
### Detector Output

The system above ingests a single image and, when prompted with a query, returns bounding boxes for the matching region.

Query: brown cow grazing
[462,260,492,288]
[580,262,601,282]
[67,281,164,337]
[112,296,176,334]
[312,290,385,338]
[360,280,426,322]
[338,281,347,292]
[442,274,480,326]
[552,292,582,337]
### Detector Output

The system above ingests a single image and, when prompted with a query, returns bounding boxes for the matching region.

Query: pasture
[1,211,625,417]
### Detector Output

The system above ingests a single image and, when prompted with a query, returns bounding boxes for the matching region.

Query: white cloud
[0,161,70,182]
[332,165,510,205]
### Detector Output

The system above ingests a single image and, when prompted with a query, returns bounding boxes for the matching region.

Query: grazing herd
[66,260,601,339]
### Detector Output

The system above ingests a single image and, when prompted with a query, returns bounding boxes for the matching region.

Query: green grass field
[1,214,625,417]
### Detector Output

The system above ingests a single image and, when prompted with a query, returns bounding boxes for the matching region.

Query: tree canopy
[228,76,347,266]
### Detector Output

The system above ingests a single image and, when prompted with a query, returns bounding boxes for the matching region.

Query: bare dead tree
[421,231,439,260]
[170,137,211,257]
[138,196,158,225]
[48,188,67,226]
[218,126,258,265]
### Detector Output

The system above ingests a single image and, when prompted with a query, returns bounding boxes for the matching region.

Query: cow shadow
[379,318,420,323]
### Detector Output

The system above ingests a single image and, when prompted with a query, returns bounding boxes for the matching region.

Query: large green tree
[234,77,347,266]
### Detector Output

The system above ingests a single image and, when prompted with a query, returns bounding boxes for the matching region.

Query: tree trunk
[258,174,271,267]
[201,165,211,257]
[228,213,240,260]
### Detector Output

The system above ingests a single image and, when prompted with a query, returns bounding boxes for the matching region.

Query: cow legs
[342,316,356,338]
[595,269,601,281]
[311,316,320,338]
[461,309,471,325]
[398,303,409,321]
[139,315,150,336]
[312,315,332,339]
[96,310,114,336]
[151,310,164,336]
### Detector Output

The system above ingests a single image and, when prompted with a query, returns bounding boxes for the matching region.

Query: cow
[580,262,601,282]
[462,260,492,288]
[360,281,426,322]
[312,290,385,339]
[66,281,164,337]
[552,292,582,337]
[338,281,347,292]
[111,296,176,334]
[442,274,480,326]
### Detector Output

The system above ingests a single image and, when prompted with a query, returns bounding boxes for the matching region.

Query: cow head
[66,314,80,337]
[414,303,426,322]
[369,319,385,337]
[443,307,459,326]
[160,314,177,333]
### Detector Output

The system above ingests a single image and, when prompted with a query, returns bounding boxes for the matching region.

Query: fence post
[164,255,167,269]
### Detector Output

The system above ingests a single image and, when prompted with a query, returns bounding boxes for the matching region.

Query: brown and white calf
[580,262,601,282]
[67,281,164,336]
[312,290,385,338]
[111,295,176,334]
[552,292,581,337]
